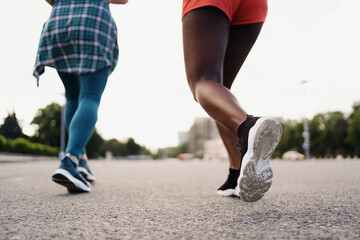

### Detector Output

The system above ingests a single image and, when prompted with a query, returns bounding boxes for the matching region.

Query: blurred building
[178,131,189,146]
[178,117,221,155]
[203,138,228,161]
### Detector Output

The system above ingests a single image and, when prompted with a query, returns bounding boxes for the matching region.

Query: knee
[187,74,222,101]
[79,88,103,103]
[79,95,101,108]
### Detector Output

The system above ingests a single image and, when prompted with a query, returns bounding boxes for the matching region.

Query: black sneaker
[217,168,240,196]
[236,116,282,202]
[52,156,91,193]
[78,158,96,182]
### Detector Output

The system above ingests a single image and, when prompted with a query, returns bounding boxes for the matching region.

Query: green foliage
[126,138,141,155]
[31,103,62,147]
[0,112,25,139]
[155,143,189,159]
[308,114,327,158]
[4,137,59,156]
[346,108,360,157]
[308,112,349,157]
[140,146,151,156]
[0,135,8,151]
[103,138,125,156]
[27,102,151,159]
[324,111,349,156]
[349,101,360,118]
[86,129,105,159]
[3,101,360,159]
[102,138,150,158]
[274,109,353,158]
[273,120,303,158]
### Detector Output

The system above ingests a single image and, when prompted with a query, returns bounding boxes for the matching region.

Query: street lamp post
[300,80,311,159]
[302,118,311,159]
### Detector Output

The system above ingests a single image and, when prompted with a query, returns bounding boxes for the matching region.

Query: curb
[0,153,58,163]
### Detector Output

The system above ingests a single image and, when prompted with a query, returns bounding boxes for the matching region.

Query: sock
[229,168,240,178]
[218,168,240,191]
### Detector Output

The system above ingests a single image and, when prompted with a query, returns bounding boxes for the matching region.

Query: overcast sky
[0,0,359,149]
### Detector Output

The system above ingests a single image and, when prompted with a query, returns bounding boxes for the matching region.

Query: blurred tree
[273,120,303,158]
[0,135,7,151]
[309,114,327,158]
[86,129,105,159]
[126,138,141,155]
[102,138,150,158]
[31,102,104,156]
[346,102,360,157]
[0,112,25,139]
[309,112,349,158]
[349,101,360,118]
[168,142,188,158]
[324,111,348,157]
[140,146,151,156]
[31,103,61,147]
[103,138,125,157]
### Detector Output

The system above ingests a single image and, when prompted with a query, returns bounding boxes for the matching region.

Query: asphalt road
[1,158,359,239]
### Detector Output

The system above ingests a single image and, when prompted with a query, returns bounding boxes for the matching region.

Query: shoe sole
[236,118,282,202]
[78,167,96,182]
[52,169,91,193]
[216,189,236,197]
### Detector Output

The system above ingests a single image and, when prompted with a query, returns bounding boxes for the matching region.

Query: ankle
[237,115,249,136]
[80,154,88,161]
[237,115,259,137]
[229,164,240,170]
[229,168,240,177]
[66,153,79,165]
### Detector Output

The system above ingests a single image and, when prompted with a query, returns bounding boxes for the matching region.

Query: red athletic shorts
[182,0,268,25]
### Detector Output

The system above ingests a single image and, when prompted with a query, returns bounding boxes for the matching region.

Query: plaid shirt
[33,0,119,84]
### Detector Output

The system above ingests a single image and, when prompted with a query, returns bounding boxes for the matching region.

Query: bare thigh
[182,6,230,95]
[182,7,264,92]
[223,23,264,89]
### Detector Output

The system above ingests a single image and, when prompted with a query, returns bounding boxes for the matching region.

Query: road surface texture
[1,158,359,239]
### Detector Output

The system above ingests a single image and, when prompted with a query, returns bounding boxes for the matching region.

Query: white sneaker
[235,116,282,202]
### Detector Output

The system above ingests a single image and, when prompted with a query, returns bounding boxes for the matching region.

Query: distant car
[282,151,305,161]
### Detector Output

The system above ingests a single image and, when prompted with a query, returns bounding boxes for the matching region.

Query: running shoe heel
[237,117,282,202]
[52,156,91,193]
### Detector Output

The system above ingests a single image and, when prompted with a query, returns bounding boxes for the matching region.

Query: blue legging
[58,68,110,160]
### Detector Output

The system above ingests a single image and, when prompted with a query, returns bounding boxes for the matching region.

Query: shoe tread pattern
[52,176,89,193]
[239,118,282,202]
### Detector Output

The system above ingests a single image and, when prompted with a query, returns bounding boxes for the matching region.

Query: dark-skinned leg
[221,26,281,202]
[214,23,265,196]
[182,7,247,134]
[182,8,282,201]
[216,23,264,170]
